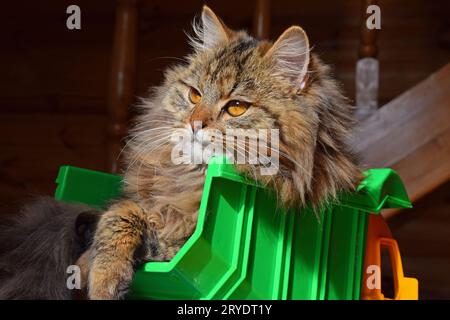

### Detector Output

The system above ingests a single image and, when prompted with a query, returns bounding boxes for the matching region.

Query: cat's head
[130,6,361,207]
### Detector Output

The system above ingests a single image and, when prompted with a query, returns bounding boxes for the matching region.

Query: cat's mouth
[169,125,218,166]
[170,125,281,176]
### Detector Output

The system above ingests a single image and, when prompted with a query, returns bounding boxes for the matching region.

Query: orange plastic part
[361,214,419,300]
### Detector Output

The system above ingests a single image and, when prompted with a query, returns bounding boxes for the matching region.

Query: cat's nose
[189,105,210,131]
[190,120,207,131]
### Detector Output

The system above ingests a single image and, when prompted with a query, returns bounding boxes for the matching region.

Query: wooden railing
[107,0,138,173]
[253,0,271,40]
[355,0,379,120]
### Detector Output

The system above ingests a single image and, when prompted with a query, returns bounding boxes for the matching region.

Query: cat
[0,197,100,299]
[84,5,361,300]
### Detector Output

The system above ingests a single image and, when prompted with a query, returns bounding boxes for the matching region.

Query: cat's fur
[85,6,361,299]
[0,6,361,300]
[0,197,100,299]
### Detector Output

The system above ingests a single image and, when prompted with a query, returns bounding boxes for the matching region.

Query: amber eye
[225,100,250,117]
[188,87,202,104]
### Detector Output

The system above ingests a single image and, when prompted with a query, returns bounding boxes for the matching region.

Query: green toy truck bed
[54,157,411,300]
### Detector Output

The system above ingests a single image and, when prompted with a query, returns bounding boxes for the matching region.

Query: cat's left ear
[193,6,230,51]
[264,26,310,90]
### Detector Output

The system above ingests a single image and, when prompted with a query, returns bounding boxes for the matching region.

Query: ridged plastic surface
[54,157,412,300]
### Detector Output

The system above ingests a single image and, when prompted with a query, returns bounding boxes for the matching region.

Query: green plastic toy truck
[54,157,414,300]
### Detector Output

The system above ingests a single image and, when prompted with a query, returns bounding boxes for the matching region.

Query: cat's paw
[88,259,133,300]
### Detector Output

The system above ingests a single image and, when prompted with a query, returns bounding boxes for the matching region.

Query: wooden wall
[1,1,114,206]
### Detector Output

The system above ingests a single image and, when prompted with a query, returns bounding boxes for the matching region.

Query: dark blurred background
[0,0,449,299]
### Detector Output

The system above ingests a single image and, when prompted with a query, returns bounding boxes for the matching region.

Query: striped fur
[86,6,361,299]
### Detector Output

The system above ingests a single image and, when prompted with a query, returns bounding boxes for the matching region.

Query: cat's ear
[264,26,310,89]
[191,6,230,51]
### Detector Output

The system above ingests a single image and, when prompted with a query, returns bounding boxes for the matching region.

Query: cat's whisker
[239,138,315,182]
[128,124,190,171]
[233,145,267,178]
[126,135,173,173]
[133,141,173,194]
[129,135,172,161]
[119,129,174,163]
[131,121,176,130]
[224,144,259,182]
[132,126,175,136]
[233,143,281,189]
[143,56,189,64]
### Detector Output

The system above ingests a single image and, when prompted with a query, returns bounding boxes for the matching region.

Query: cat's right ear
[264,26,310,91]
[190,6,230,51]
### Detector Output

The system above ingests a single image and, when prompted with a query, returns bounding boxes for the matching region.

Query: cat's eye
[188,87,202,104]
[225,100,250,117]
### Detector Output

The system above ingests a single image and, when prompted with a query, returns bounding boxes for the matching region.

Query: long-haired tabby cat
[0,6,361,299]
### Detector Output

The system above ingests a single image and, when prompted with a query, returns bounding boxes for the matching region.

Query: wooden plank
[353,63,450,217]
[395,125,450,191]
[386,128,450,216]
[354,63,450,167]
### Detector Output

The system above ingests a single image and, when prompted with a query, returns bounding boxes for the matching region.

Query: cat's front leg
[88,200,147,300]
